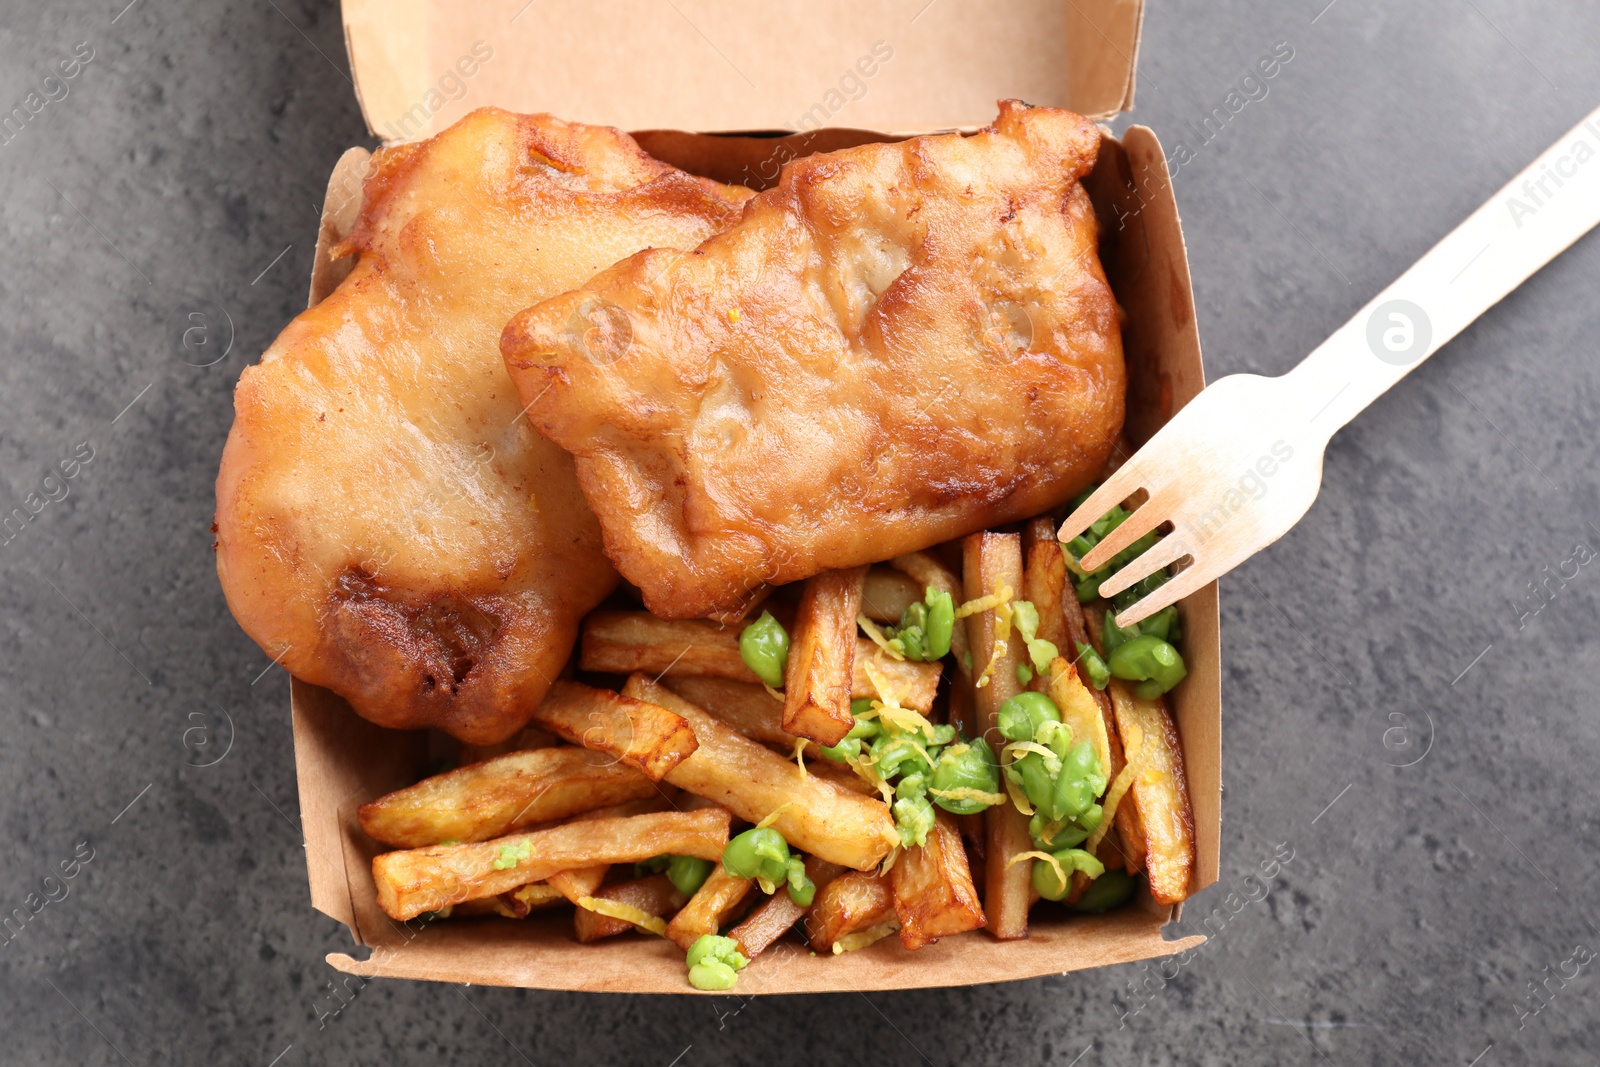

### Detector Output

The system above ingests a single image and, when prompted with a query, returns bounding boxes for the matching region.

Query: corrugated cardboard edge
[293,118,1215,991]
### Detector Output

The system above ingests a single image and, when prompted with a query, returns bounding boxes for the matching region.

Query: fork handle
[1286,103,1600,432]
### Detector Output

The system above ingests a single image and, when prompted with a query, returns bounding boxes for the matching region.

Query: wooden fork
[1061,103,1600,627]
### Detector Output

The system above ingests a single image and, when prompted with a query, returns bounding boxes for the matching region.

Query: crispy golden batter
[216,108,751,742]
[502,101,1124,618]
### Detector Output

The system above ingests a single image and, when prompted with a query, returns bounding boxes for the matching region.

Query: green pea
[666,855,713,897]
[1111,571,1168,613]
[739,611,790,688]
[1102,611,1141,657]
[1031,848,1107,902]
[899,599,929,634]
[819,736,861,763]
[1110,529,1159,571]
[929,738,1000,815]
[1016,662,1034,685]
[784,855,816,906]
[872,733,934,780]
[688,961,739,990]
[1010,600,1041,643]
[685,933,749,990]
[1066,533,1097,561]
[1075,642,1111,690]
[996,691,1061,743]
[1015,750,1058,816]
[1029,812,1090,850]
[850,698,875,716]
[922,588,955,659]
[721,826,790,883]
[1050,764,1098,820]
[1089,506,1129,541]
[893,793,936,848]
[1107,634,1187,696]
[634,855,671,877]
[1071,869,1137,913]
[1075,572,1105,603]
[897,626,927,661]
[1136,605,1180,644]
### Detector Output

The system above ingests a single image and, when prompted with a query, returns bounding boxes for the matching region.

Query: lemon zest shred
[756,802,796,830]
[856,615,906,661]
[791,737,809,779]
[875,703,936,741]
[1002,769,1034,816]
[972,585,1015,689]
[832,921,900,954]
[575,896,668,937]
[953,590,1005,619]
[763,683,786,702]
[860,659,904,709]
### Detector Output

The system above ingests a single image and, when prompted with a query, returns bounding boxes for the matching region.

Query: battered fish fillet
[215,108,751,742]
[501,101,1125,619]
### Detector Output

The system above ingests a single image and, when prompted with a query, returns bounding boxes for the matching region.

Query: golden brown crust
[214,108,751,742]
[502,101,1125,618]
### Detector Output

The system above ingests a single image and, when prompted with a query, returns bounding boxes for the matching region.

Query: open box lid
[341,0,1142,142]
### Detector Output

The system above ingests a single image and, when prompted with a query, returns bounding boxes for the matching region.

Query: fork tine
[1056,465,1146,547]
[1111,552,1215,629]
[1095,533,1191,600]
[1076,494,1168,574]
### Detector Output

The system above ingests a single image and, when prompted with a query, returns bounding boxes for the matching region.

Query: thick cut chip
[625,674,899,871]
[372,807,730,921]
[215,108,751,743]
[502,101,1124,618]
[892,811,985,949]
[574,875,687,942]
[586,614,940,711]
[964,532,1034,941]
[783,567,867,745]
[662,676,792,748]
[804,870,895,954]
[1108,682,1196,905]
[729,856,846,959]
[526,679,697,780]
[358,745,655,848]
[664,863,755,951]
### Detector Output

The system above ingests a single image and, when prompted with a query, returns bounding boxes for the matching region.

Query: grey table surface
[3,0,1598,1064]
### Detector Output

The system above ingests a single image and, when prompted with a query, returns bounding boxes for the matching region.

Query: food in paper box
[217,103,1196,991]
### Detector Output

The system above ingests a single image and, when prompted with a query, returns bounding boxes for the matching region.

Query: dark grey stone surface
[2,0,1597,1063]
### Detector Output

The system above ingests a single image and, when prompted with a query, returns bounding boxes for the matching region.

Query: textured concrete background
[2,0,1598,1063]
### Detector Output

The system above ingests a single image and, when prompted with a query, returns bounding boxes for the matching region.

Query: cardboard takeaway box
[299,0,1219,992]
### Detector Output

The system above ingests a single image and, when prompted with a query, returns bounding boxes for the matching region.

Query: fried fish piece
[215,108,751,742]
[501,101,1124,619]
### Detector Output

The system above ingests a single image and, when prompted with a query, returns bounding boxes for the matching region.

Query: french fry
[806,755,881,796]
[855,643,941,712]
[626,674,899,871]
[372,807,730,921]
[963,531,1034,940]
[804,870,895,953]
[861,567,923,623]
[588,613,939,712]
[891,549,971,681]
[581,612,750,680]
[1023,517,1072,691]
[574,874,688,942]
[452,881,567,919]
[1108,682,1196,905]
[546,797,673,904]
[526,679,697,781]
[358,746,656,848]
[783,567,867,745]
[662,676,792,747]
[664,862,755,950]
[892,810,985,949]
[729,856,846,959]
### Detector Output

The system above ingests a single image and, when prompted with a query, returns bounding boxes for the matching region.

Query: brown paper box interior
[341,0,1143,141]
[298,0,1216,992]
